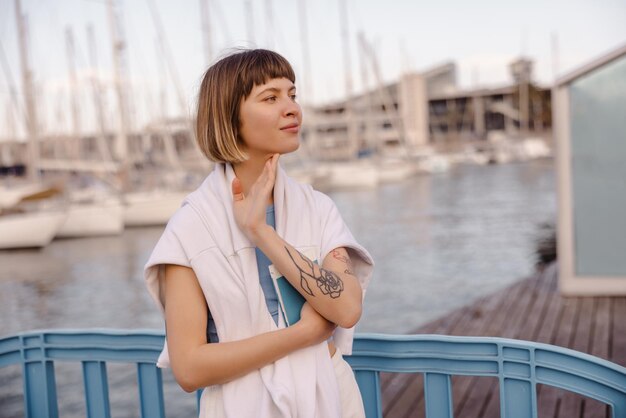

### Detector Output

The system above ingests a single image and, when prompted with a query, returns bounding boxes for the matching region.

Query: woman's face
[238,77,302,160]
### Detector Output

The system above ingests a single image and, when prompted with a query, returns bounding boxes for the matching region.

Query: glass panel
[569,54,626,276]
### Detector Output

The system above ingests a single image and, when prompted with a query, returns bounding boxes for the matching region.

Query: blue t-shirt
[206,205,279,343]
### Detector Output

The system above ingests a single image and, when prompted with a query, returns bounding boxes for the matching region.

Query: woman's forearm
[164,264,335,393]
[174,324,310,392]
[250,225,362,328]
[230,156,362,327]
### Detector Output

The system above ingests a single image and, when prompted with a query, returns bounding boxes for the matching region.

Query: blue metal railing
[346,334,626,418]
[1,329,624,418]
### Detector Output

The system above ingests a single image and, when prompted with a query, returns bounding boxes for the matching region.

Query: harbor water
[0,159,556,416]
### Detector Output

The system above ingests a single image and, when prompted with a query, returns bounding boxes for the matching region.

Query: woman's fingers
[269,154,279,182]
[257,157,275,190]
[232,178,244,201]
[255,159,270,187]
[236,154,280,202]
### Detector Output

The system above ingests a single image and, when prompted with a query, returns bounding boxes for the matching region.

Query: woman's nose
[283,100,301,117]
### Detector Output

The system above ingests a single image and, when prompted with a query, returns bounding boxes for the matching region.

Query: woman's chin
[278,140,300,155]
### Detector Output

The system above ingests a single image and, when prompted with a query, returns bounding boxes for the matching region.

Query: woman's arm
[252,228,362,329]
[231,154,362,329]
[164,264,335,392]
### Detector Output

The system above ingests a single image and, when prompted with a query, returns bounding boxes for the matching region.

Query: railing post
[354,370,382,418]
[612,398,626,418]
[500,377,534,418]
[23,359,59,418]
[82,360,111,418]
[22,333,59,418]
[424,373,453,418]
[137,362,165,418]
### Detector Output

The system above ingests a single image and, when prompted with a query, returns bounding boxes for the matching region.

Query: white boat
[416,154,452,173]
[57,196,124,238]
[520,137,552,159]
[123,190,189,227]
[377,159,419,182]
[455,149,490,166]
[0,183,59,209]
[0,209,67,249]
[406,146,453,173]
[322,160,379,189]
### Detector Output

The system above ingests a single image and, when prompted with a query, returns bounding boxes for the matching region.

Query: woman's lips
[280,124,299,133]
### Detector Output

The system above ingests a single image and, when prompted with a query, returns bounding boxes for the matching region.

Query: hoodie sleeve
[144,203,213,368]
[144,204,200,315]
[314,191,374,354]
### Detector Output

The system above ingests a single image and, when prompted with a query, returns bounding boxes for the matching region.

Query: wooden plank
[379,306,462,393]
[590,297,611,361]
[442,285,522,418]
[474,274,545,418]
[611,298,626,367]
[454,278,536,418]
[380,307,467,416]
[517,266,558,342]
[381,307,471,418]
[557,297,595,418]
[537,296,580,418]
[585,297,612,418]
[532,264,567,416]
[533,266,565,346]
[436,293,509,418]
[447,288,516,418]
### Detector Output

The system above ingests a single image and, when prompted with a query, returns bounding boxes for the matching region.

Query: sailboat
[50,25,125,239]
[56,184,124,238]
[0,184,67,249]
[0,0,67,249]
[123,189,188,227]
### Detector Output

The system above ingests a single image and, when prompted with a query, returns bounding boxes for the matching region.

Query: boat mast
[199,0,213,65]
[106,0,130,170]
[147,0,189,120]
[150,0,206,168]
[65,27,81,159]
[551,32,559,85]
[296,0,317,159]
[5,99,17,141]
[14,0,40,181]
[339,0,356,158]
[357,31,373,153]
[265,0,275,49]
[359,33,405,154]
[155,39,168,122]
[245,0,255,44]
[86,24,113,161]
[297,0,312,101]
[0,38,21,143]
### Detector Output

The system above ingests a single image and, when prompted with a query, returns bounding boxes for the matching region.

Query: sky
[0,0,625,139]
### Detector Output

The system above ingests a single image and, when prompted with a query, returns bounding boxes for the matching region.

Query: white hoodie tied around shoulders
[144,162,374,418]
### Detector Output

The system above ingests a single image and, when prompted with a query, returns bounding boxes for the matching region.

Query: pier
[380,261,625,418]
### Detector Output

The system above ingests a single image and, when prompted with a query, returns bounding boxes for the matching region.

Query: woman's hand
[231,154,280,244]
[296,302,337,346]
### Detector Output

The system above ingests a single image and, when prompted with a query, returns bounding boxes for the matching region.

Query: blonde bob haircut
[196,49,296,163]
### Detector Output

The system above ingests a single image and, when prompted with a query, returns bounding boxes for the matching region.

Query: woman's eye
[264,96,277,102]
[290,94,297,101]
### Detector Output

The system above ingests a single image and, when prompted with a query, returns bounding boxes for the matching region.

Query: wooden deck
[380,262,626,418]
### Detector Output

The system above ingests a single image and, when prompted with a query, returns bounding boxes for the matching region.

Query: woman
[145,49,374,418]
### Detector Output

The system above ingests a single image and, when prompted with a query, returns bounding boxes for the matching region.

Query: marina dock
[380,261,626,418]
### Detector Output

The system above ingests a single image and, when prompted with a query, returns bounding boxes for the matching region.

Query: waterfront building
[303,58,553,160]
[554,42,626,295]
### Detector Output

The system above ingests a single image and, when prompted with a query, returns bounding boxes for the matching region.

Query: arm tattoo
[284,247,344,299]
[332,249,355,276]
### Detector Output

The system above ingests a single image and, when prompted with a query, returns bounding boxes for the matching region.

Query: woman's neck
[232,156,274,205]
